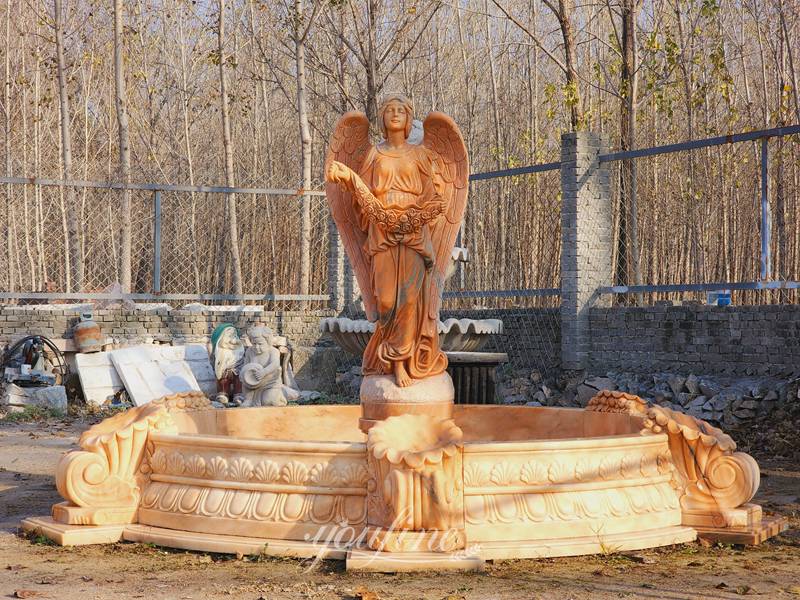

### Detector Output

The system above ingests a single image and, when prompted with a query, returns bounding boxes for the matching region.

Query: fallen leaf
[641,583,656,589]
[687,561,703,567]
[6,564,27,571]
[81,576,93,582]
[736,585,753,595]
[14,591,42,599]
[354,586,380,600]
[623,553,654,564]
[716,582,729,589]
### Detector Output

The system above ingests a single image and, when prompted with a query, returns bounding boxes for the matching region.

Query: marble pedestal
[358,371,454,433]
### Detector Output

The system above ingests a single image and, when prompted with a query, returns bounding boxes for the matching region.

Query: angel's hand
[326,161,353,186]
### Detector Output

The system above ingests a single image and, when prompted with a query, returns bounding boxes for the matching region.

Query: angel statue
[325,95,469,388]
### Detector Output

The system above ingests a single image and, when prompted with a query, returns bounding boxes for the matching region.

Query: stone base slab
[346,547,485,572]
[21,517,125,546]
[478,525,697,560]
[123,524,347,559]
[682,503,762,529]
[21,517,699,566]
[52,501,138,526]
[695,515,789,546]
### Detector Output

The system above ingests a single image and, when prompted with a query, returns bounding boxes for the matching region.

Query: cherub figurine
[210,323,244,405]
[325,94,469,387]
[239,326,300,407]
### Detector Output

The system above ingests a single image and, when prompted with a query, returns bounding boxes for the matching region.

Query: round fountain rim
[163,404,660,450]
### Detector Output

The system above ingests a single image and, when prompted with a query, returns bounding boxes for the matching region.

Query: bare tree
[53,0,82,291]
[114,0,132,292]
[3,0,12,291]
[289,0,322,297]
[217,0,244,295]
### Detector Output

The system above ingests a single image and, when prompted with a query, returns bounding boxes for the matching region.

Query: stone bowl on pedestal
[320,317,504,354]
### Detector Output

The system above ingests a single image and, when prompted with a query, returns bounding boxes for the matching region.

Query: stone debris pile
[496,366,793,429]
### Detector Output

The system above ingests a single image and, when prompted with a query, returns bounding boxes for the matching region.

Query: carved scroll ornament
[54,399,180,524]
[642,405,760,512]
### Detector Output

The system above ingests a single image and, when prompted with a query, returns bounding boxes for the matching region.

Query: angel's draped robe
[353,142,448,380]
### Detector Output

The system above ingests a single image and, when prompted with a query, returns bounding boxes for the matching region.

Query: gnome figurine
[210,323,245,405]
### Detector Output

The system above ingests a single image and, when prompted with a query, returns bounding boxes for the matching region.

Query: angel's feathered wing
[422,112,470,319]
[324,112,376,320]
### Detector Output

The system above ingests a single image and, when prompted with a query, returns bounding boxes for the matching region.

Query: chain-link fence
[0,181,333,309]
[608,129,800,305]
[1,126,798,402]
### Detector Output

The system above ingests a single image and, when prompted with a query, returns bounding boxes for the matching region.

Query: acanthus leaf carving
[253,460,280,483]
[310,463,342,487]
[227,457,254,482]
[185,455,207,478]
[205,456,228,481]
[280,461,309,486]
[520,460,548,485]
[489,462,518,486]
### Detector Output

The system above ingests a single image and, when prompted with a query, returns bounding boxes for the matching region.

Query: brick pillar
[327,215,344,311]
[560,131,612,370]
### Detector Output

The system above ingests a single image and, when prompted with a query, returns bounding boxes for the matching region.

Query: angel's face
[383,101,408,135]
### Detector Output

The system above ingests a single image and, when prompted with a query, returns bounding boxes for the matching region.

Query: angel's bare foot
[394,363,413,387]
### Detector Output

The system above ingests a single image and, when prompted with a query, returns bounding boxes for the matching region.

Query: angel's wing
[324,112,376,320]
[422,112,470,319]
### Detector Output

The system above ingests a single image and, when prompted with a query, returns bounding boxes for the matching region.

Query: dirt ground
[1,417,798,600]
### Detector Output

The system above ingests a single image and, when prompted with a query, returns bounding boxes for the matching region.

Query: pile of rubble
[497,366,795,430]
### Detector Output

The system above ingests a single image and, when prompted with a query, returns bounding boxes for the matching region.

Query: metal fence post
[153,190,162,293]
[760,137,771,281]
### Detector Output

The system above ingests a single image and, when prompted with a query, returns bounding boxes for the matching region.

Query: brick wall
[589,304,800,377]
[0,306,339,390]
[5,303,797,389]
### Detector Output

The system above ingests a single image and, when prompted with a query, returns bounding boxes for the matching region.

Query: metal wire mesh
[610,136,800,305]
[3,186,154,295]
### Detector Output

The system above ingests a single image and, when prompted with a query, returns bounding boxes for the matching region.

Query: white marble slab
[75,351,125,407]
[110,346,201,406]
[76,344,216,407]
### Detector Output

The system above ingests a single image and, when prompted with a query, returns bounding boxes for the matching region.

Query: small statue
[239,326,300,407]
[210,324,244,405]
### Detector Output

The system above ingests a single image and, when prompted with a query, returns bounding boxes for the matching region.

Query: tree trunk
[295,0,312,297]
[4,0,13,291]
[556,0,581,130]
[217,0,243,295]
[54,0,82,291]
[177,0,200,292]
[114,0,133,292]
[364,0,380,126]
[618,0,642,300]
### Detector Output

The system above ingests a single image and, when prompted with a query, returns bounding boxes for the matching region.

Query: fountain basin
[35,389,785,569]
[35,403,696,563]
[320,317,504,354]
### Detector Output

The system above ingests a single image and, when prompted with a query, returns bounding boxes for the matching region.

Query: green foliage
[1,405,65,423]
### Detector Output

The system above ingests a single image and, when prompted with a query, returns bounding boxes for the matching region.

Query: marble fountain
[22,99,784,571]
